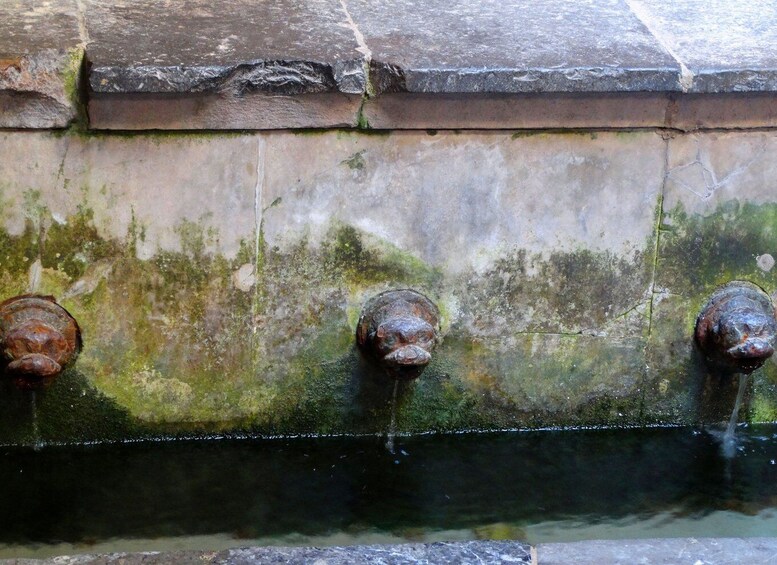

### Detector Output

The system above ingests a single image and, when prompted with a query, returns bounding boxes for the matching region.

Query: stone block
[645,131,777,423]
[628,0,777,93]
[0,132,260,442]
[262,130,663,337]
[249,130,664,430]
[537,538,777,565]
[0,0,83,128]
[84,0,366,129]
[345,0,680,95]
[362,93,671,130]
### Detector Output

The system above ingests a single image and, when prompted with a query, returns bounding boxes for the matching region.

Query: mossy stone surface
[645,131,777,424]
[2,129,776,444]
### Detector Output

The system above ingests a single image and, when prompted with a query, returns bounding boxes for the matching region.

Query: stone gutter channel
[2,0,777,131]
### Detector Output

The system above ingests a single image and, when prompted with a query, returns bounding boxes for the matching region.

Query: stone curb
[4,538,777,564]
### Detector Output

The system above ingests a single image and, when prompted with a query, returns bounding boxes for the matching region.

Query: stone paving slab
[0,0,83,128]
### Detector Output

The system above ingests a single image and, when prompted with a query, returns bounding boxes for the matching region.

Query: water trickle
[385,379,399,455]
[721,372,750,458]
[29,391,43,452]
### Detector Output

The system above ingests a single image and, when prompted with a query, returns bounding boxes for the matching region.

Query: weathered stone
[11,538,777,565]
[84,0,366,129]
[4,541,533,564]
[87,92,362,130]
[537,538,777,565]
[345,0,680,95]
[78,0,777,130]
[85,0,366,95]
[2,129,777,440]
[0,131,259,442]
[645,131,777,423]
[669,93,777,131]
[365,92,777,131]
[0,132,258,260]
[363,92,671,130]
[262,130,663,336]
[0,0,83,128]
[627,0,777,93]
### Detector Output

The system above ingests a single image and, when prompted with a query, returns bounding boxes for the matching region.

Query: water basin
[2,426,777,559]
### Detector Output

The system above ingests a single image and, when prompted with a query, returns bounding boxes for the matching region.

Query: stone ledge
[6,538,777,564]
[537,537,777,565]
[3,541,533,564]
[0,0,83,128]
[2,0,777,130]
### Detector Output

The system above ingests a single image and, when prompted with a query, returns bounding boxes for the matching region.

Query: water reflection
[0,426,776,557]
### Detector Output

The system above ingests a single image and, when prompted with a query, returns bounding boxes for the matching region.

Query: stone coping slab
[5,538,777,564]
[0,0,83,128]
[4,0,777,129]
[84,0,367,96]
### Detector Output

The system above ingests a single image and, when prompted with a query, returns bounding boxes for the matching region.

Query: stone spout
[357,289,440,380]
[695,281,777,374]
[0,295,81,388]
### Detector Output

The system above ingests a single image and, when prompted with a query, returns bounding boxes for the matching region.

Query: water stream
[720,372,750,458]
[385,379,399,454]
[29,390,43,452]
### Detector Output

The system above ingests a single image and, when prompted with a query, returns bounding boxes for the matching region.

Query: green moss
[644,201,777,424]
[0,197,664,440]
[356,109,371,130]
[319,224,441,289]
[659,201,777,294]
[465,246,650,335]
[341,150,366,171]
[751,366,777,422]
[36,368,148,444]
[60,47,87,130]
[42,205,124,279]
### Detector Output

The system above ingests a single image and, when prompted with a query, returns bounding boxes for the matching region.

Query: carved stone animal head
[695,282,777,374]
[357,290,440,380]
[0,295,81,387]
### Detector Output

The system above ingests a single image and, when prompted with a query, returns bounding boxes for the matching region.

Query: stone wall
[2,0,777,444]
[0,128,775,444]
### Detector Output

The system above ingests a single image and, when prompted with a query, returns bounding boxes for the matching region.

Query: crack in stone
[337,0,371,60]
[667,138,768,200]
[252,136,265,348]
[74,0,90,46]
[625,0,693,92]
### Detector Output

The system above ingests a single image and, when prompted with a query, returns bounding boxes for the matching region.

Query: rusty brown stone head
[357,289,440,380]
[0,295,81,388]
[695,281,777,374]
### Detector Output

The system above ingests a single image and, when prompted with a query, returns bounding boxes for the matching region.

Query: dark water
[1,426,777,557]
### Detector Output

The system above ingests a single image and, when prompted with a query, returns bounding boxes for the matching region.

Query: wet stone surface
[0,0,82,128]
